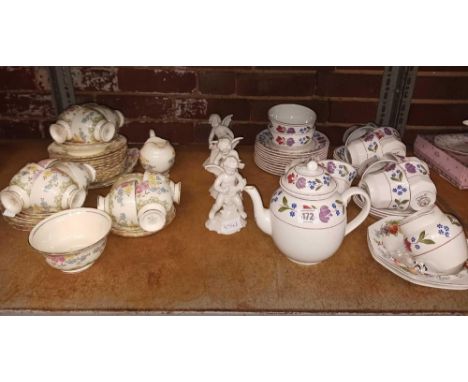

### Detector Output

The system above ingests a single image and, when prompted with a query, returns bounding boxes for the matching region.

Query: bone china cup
[268,104,317,131]
[29,208,112,273]
[399,206,468,275]
[345,129,406,168]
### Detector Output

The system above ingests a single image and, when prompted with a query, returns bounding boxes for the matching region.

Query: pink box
[414,134,468,190]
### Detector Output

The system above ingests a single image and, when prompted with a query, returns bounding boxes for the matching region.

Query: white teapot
[139,130,176,174]
[244,159,371,265]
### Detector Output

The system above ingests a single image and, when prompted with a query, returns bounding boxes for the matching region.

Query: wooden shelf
[0,140,467,314]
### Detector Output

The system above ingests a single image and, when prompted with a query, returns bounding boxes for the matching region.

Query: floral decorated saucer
[353,194,412,219]
[367,216,468,290]
[257,129,327,154]
[89,148,139,189]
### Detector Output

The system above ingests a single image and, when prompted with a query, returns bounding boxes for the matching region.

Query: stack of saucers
[254,104,329,176]
[48,136,139,189]
[47,103,139,189]
[111,206,176,237]
[1,207,53,231]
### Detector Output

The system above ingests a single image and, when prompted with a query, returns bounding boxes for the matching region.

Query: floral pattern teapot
[244,159,371,265]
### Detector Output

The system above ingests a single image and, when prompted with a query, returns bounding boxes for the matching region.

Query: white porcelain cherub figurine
[205,156,247,235]
[208,114,234,147]
[204,136,244,169]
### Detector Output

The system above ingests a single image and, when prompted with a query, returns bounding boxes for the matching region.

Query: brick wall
[0,66,467,145]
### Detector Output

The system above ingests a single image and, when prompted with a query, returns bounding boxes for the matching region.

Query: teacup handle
[357,158,398,189]
[341,187,371,236]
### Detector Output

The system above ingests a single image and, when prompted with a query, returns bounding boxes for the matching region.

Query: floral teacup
[345,128,406,168]
[98,178,139,228]
[98,171,181,233]
[360,157,436,211]
[29,168,86,213]
[399,206,468,274]
[50,107,116,144]
[319,160,357,193]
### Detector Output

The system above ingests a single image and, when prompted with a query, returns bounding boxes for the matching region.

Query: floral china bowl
[268,104,316,131]
[28,208,112,273]
[269,127,315,151]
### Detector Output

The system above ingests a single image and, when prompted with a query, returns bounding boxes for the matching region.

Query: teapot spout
[244,185,272,236]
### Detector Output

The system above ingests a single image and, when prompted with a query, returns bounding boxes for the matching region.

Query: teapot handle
[341,187,371,236]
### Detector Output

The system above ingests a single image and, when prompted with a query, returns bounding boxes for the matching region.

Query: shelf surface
[0,140,467,314]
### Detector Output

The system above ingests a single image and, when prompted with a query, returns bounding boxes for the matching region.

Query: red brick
[95,94,173,119]
[71,67,118,92]
[0,120,44,139]
[316,71,382,98]
[0,67,37,90]
[174,98,208,119]
[236,73,315,96]
[418,66,468,72]
[412,76,468,99]
[228,123,266,144]
[315,124,348,146]
[198,71,236,95]
[407,103,468,126]
[120,121,194,144]
[328,100,378,123]
[0,93,55,118]
[118,68,196,93]
[250,99,329,123]
[193,123,210,143]
[194,122,264,144]
[253,66,323,71]
[206,98,250,120]
[336,66,385,71]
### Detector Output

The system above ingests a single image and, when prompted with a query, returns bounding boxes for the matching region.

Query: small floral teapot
[139,130,176,174]
[244,159,371,265]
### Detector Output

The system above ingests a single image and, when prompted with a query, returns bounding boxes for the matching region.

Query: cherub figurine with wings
[205,156,247,235]
[204,136,244,170]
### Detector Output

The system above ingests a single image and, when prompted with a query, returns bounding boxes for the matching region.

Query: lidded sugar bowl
[244,159,371,265]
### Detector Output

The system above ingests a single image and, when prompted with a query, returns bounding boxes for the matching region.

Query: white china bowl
[268,104,317,129]
[268,127,316,151]
[29,208,112,273]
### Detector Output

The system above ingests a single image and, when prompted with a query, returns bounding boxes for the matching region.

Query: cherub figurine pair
[204,114,247,235]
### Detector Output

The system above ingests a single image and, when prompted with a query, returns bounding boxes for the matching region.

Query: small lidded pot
[139,130,176,174]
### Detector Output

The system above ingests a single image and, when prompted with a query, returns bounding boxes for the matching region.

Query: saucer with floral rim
[367,216,468,290]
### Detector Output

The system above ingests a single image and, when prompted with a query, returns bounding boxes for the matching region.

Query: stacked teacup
[344,124,406,172]
[356,155,437,218]
[268,104,317,150]
[255,104,330,175]
[97,130,181,237]
[47,103,138,188]
[0,159,94,230]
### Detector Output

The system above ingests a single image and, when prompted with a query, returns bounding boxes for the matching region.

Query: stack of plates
[2,208,54,231]
[48,135,139,189]
[254,129,330,176]
[111,207,176,238]
[353,194,412,219]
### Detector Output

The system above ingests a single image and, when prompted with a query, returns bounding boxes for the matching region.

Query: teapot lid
[280,160,337,198]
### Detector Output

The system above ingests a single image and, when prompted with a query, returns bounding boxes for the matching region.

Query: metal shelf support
[48,67,75,114]
[376,66,418,137]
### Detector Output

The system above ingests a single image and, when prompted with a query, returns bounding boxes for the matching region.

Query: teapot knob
[306,161,318,171]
